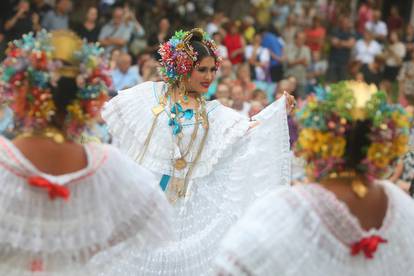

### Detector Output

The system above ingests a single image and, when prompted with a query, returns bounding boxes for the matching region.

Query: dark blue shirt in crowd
[328,28,355,63]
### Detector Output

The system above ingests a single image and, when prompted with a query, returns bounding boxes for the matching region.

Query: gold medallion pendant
[174,158,187,170]
[351,179,368,198]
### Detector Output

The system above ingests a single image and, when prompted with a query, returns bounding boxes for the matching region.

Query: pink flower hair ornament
[158,28,222,85]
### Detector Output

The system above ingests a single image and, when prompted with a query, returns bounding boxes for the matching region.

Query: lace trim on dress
[297,183,394,246]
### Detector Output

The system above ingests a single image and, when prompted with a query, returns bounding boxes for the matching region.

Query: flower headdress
[0,30,112,139]
[295,81,410,181]
[158,28,222,85]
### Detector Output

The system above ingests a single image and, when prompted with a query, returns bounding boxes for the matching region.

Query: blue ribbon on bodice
[169,102,194,135]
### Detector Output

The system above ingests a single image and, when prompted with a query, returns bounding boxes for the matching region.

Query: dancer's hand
[284,91,296,114]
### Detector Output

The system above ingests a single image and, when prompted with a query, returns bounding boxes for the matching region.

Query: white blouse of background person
[244,45,270,81]
[354,39,382,64]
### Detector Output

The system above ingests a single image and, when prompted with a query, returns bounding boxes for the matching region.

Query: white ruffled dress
[214,181,414,276]
[101,81,291,275]
[0,136,172,275]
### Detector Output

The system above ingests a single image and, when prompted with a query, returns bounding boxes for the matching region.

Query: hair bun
[188,28,204,42]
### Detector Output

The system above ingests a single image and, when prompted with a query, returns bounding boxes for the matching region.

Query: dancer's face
[187,56,217,94]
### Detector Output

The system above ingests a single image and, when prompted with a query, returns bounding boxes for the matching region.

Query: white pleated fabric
[0,136,172,275]
[214,181,414,276]
[100,81,291,275]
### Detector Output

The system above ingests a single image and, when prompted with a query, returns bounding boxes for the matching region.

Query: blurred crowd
[0,1,413,111]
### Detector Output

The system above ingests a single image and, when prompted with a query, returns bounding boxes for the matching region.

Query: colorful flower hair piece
[0,30,112,139]
[66,42,112,137]
[295,81,410,181]
[158,28,222,85]
[0,31,57,129]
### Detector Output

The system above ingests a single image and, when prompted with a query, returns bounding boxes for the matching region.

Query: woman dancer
[102,28,294,275]
[214,81,414,275]
[0,30,172,274]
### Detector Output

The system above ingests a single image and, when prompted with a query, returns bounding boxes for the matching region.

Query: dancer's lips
[200,82,211,88]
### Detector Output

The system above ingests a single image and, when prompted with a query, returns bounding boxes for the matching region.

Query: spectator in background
[365,9,388,43]
[30,0,52,22]
[111,52,141,91]
[357,0,373,35]
[206,12,224,36]
[282,14,298,46]
[99,6,132,55]
[360,55,384,86]
[75,6,101,43]
[271,0,290,30]
[41,0,72,31]
[275,79,295,99]
[224,21,245,65]
[230,85,250,117]
[307,50,327,93]
[398,50,414,106]
[124,2,146,57]
[297,2,316,28]
[137,53,153,75]
[109,48,121,70]
[234,63,256,100]
[245,32,270,82]
[327,16,356,82]
[206,58,234,99]
[387,5,404,34]
[384,31,406,82]
[304,16,326,54]
[252,88,268,107]
[403,25,414,61]
[262,26,284,83]
[146,18,171,58]
[284,31,311,98]
[140,58,160,82]
[241,16,255,44]
[213,32,228,59]
[4,0,41,42]
[354,30,382,65]
[218,59,235,80]
[214,83,232,107]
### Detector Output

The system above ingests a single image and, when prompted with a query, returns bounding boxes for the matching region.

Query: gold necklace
[324,171,368,198]
[17,127,67,144]
[172,95,206,170]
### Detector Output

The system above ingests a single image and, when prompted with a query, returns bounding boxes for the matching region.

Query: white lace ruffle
[0,137,173,275]
[102,81,250,179]
[97,92,291,275]
[214,181,414,276]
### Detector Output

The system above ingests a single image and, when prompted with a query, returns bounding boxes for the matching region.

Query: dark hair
[344,120,372,171]
[51,77,77,117]
[189,34,217,63]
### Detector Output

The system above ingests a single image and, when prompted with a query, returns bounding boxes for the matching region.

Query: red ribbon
[28,176,70,201]
[351,235,387,259]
